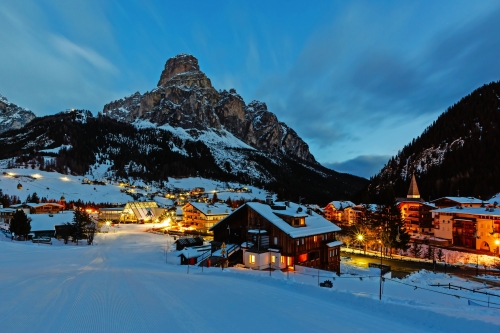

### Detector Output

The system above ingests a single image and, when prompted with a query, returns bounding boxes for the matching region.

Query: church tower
[407,173,420,199]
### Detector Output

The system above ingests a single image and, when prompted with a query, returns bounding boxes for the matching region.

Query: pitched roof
[327,201,355,210]
[407,173,420,198]
[188,202,231,216]
[212,201,340,238]
[431,197,485,205]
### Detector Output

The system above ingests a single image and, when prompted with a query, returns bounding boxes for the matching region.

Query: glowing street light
[32,173,42,179]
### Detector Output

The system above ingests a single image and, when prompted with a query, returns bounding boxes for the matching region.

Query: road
[342,251,500,280]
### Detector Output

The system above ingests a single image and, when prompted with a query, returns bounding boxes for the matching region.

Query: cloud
[256,2,500,162]
[325,155,392,179]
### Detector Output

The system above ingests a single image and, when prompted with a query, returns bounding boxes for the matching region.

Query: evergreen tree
[374,188,410,254]
[436,248,444,261]
[9,210,31,240]
[71,208,92,245]
[425,245,435,260]
[410,242,422,258]
[212,192,219,203]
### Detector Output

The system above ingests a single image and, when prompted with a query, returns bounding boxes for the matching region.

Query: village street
[0,226,498,332]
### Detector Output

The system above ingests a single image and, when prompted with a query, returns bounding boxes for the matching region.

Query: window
[314,236,317,242]
[271,255,276,263]
[280,256,285,264]
[274,236,278,245]
[249,254,256,264]
[301,238,304,245]
[297,240,299,246]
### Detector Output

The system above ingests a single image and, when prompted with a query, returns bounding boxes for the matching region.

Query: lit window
[249,254,256,264]
[271,255,276,263]
[314,236,317,242]
[280,256,285,264]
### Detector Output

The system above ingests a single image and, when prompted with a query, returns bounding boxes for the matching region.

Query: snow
[217,201,341,238]
[29,211,73,231]
[0,168,271,204]
[0,224,498,332]
[326,240,343,247]
[39,144,73,154]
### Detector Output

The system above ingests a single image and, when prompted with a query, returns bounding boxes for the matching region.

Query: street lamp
[356,234,365,255]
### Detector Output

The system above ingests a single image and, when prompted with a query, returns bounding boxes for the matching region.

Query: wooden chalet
[210,200,342,274]
[10,203,64,214]
[430,197,485,209]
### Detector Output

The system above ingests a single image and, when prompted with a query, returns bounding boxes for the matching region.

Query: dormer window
[292,218,305,227]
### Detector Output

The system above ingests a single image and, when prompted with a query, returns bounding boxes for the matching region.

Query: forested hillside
[363,81,500,202]
[0,111,367,205]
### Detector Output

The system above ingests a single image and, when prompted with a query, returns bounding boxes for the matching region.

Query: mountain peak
[157,54,200,86]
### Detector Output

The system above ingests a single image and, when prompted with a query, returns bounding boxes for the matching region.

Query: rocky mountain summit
[103,54,315,163]
[0,94,36,134]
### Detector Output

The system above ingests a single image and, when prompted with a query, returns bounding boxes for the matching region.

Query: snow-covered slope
[0,94,36,134]
[0,226,498,332]
[0,168,270,205]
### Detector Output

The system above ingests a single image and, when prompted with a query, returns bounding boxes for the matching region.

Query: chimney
[265,196,273,205]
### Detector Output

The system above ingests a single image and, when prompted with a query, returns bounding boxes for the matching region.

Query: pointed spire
[407,173,420,199]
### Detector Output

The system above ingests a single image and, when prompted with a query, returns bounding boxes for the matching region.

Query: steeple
[407,173,420,199]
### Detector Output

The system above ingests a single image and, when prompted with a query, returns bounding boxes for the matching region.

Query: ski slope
[0,226,498,332]
[0,168,270,205]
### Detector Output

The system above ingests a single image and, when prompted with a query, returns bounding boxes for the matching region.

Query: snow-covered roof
[431,197,486,205]
[177,247,205,258]
[432,206,500,217]
[327,201,355,210]
[29,211,73,231]
[326,240,343,247]
[10,202,64,208]
[241,201,341,238]
[188,202,231,216]
[0,208,16,213]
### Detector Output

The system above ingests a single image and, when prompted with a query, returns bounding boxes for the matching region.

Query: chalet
[210,200,342,274]
[10,203,64,215]
[396,174,434,234]
[0,208,16,224]
[323,200,355,224]
[182,202,231,233]
[432,206,500,254]
[431,196,486,209]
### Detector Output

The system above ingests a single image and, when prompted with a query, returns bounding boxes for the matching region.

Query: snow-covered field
[0,168,270,204]
[0,225,498,332]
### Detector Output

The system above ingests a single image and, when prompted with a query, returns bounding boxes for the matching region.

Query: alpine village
[2,54,500,325]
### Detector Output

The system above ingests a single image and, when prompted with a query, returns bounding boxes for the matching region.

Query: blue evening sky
[1,1,500,178]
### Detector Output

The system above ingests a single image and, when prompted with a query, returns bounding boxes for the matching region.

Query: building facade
[182,202,231,233]
[210,201,342,274]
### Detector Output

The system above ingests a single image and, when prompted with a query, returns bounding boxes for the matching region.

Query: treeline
[361,81,500,202]
[0,112,368,206]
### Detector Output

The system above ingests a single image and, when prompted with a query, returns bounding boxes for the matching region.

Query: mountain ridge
[102,54,316,163]
[363,81,500,202]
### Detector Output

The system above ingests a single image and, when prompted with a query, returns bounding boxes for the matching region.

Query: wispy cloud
[324,154,392,179]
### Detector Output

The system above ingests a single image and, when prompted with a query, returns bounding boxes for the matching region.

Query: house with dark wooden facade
[210,201,342,274]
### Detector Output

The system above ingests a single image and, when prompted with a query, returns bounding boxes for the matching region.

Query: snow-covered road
[0,226,498,332]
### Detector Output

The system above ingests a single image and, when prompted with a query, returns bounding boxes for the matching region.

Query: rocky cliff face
[103,54,316,163]
[0,94,36,134]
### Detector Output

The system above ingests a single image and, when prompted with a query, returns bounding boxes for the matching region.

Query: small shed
[177,247,205,265]
[174,236,204,250]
